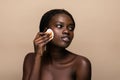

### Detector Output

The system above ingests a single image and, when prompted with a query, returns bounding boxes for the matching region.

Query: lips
[61,36,71,42]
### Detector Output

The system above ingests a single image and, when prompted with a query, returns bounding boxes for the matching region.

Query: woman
[22,9,91,80]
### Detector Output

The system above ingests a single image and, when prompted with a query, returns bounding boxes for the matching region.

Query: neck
[46,44,68,61]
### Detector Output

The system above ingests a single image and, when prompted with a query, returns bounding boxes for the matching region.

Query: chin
[59,43,71,48]
[49,40,71,48]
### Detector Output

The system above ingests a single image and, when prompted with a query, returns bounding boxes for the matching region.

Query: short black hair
[39,9,75,32]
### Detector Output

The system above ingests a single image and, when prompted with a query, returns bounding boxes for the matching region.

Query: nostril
[63,30,69,35]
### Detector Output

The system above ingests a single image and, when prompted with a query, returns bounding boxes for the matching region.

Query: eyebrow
[55,21,74,25]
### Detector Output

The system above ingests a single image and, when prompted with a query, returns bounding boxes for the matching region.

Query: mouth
[61,36,71,42]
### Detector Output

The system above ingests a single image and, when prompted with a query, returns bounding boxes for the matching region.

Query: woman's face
[48,13,75,48]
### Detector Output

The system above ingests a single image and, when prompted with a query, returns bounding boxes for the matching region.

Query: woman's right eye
[56,24,63,28]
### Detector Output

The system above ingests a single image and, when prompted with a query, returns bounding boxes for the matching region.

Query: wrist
[36,53,42,57]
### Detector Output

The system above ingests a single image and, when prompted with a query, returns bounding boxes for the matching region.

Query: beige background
[0,0,120,80]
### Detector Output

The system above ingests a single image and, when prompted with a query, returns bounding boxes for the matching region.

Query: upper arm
[76,57,92,80]
[22,53,35,80]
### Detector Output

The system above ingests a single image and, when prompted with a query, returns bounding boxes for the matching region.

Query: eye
[68,25,75,31]
[56,24,63,28]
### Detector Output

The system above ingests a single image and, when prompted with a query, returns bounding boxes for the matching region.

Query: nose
[62,27,69,35]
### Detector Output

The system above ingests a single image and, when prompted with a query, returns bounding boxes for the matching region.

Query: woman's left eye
[68,25,75,31]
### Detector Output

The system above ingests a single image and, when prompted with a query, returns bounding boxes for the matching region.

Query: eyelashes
[56,24,63,28]
[55,23,75,31]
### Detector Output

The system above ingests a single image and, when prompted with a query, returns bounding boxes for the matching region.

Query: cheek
[53,29,62,38]
[53,33,61,40]
[70,32,74,39]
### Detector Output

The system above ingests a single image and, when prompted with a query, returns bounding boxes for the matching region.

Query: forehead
[49,13,73,23]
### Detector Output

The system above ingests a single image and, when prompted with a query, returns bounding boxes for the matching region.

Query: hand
[33,32,51,56]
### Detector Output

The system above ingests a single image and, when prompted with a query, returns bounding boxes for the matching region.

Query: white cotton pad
[45,28,54,40]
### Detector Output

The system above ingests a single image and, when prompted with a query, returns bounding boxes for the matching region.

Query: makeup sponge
[45,28,54,40]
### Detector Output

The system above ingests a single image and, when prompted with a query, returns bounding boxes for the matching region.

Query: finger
[35,32,40,39]
[35,36,50,45]
[35,35,52,46]
[34,32,45,39]
[33,32,52,45]
[34,31,51,41]
[34,34,49,42]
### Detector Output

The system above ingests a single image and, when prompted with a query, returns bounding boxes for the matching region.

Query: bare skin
[22,14,91,80]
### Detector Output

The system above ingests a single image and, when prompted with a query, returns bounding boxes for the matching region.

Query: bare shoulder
[22,52,35,80]
[68,51,91,66]
[24,52,35,60]
[24,52,35,64]
[23,52,35,70]
[67,51,91,66]
[75,54,91,67]
[73,53,92,80]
